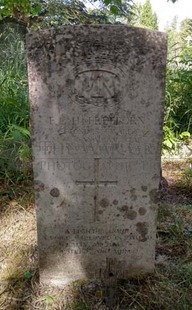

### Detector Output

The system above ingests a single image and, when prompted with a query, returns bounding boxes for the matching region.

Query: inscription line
[75,181,117,185]
[35,157,129,160]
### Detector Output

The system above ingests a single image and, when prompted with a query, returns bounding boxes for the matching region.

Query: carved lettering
[49,113,147,134]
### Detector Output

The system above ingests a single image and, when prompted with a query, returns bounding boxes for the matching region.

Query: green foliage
[130,0,158,30]
[0,0,133,28]
[35,0,90,28]
[0,23,28,129]
[139,0,158,30]
[0,0,179,27]
[162,126,178,153]
[163,17,192,154]
[24,271,34,280]
[179,131,191,143]
[180,18,192,47]
[165,53,192,135]
[41,295,54,304]
[0,0,44,28]
[0,22,31,182]
[165,17,180,60]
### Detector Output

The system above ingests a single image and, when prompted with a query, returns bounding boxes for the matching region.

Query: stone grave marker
[27,25,167,286]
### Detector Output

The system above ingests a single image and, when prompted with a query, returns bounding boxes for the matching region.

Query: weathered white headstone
[27,25,167,286]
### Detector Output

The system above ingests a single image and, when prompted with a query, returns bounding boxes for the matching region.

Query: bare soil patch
[161,160,192,204]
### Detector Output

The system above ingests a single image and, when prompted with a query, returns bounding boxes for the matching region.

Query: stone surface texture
[27,25,167,286]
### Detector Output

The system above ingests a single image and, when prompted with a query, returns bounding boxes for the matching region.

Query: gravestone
[27,25,167,286]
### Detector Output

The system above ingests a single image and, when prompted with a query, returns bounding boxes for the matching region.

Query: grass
[0,161,192,309]
[0,22,31,185]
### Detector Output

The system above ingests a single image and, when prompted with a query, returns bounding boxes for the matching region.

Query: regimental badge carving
[74,69,121,107]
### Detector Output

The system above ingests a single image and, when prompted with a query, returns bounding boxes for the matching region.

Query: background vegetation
[0,0,191,181]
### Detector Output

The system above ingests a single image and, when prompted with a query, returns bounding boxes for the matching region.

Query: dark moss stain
[34,180,44,192]
[139,207,147,216]
[113,199,118,205]
[121,205,128,212]
[118,205,137,220]
[112,243,118,247]
[141,185,148,192]
[100,198,110,208]
[50,187,60,197]
[126,210,137,220]
[149,189,160,204]
[98,210,104,214]
[136,222,148,242]
[130,188,136,194]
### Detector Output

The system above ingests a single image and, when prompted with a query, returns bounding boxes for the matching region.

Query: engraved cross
[76,158,117,221]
